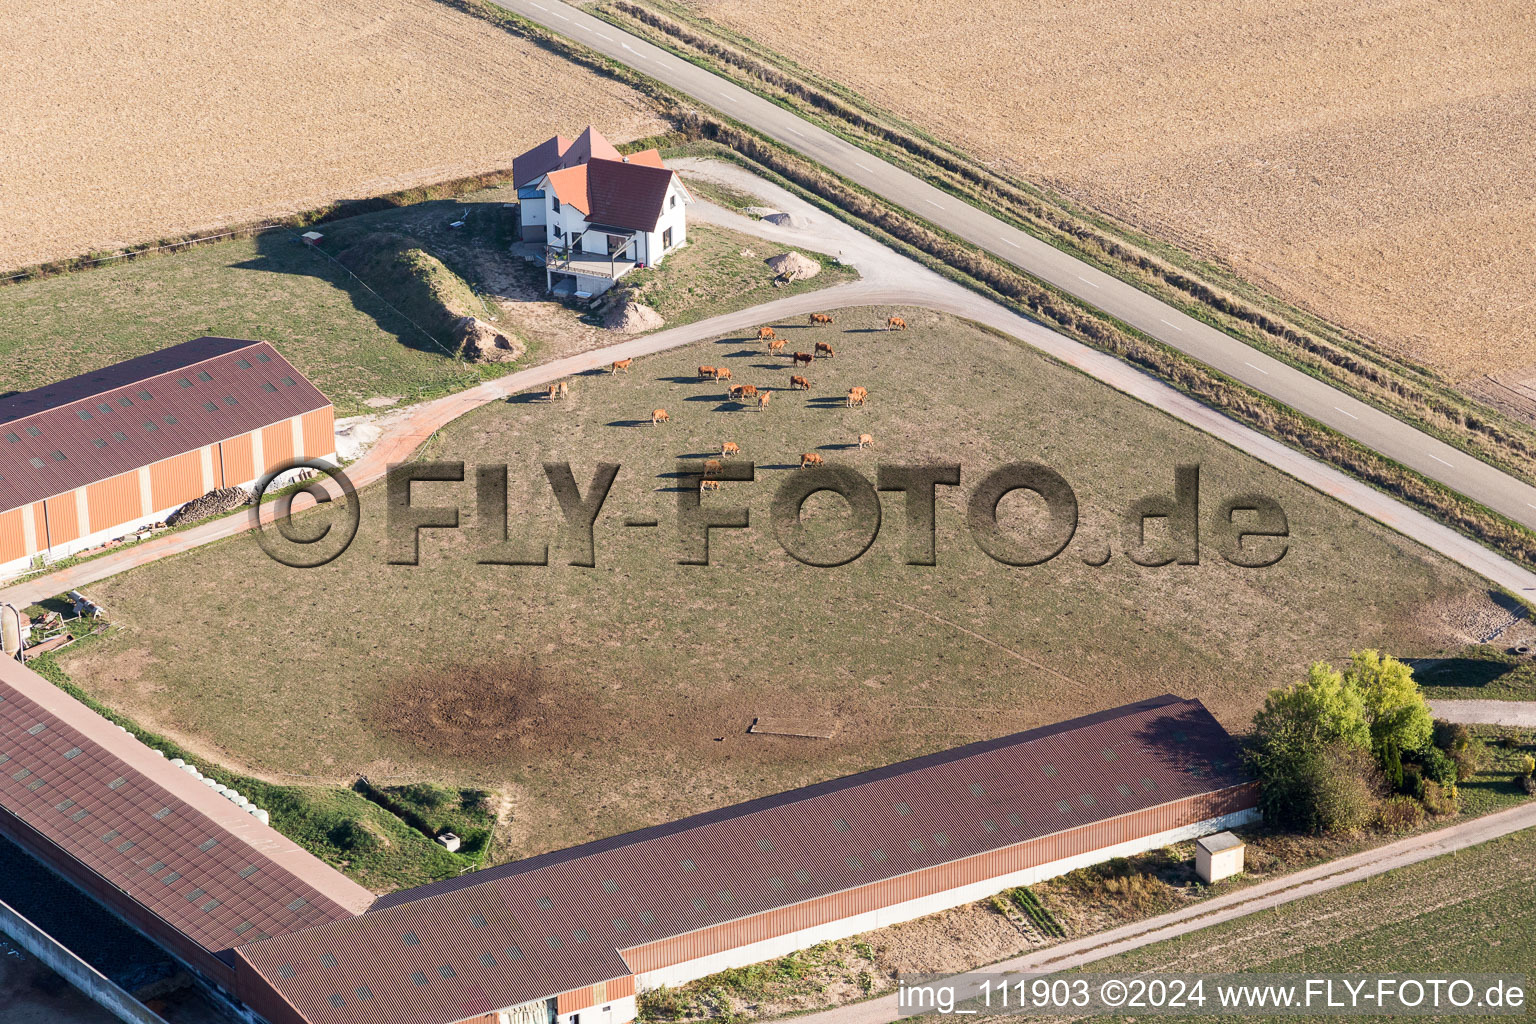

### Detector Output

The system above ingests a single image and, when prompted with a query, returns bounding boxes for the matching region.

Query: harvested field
[0,0,665,272]
[1088,827,1536,1002]
[61,307,1495,860]
[672,0,1536,383]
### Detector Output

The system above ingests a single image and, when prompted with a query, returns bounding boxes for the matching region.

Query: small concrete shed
[1195,830,1245,883]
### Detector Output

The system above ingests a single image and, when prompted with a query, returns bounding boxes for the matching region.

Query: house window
[552,225,563,240]
[670,194,678,209]
[663,227,674,249]
[552,196,561,213]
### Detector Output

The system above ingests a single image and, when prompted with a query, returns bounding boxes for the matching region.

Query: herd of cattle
[543,312,907,483]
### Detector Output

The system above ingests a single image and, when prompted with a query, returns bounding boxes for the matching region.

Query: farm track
[790,798,1536,1024]
[483,0,1536,539]
[6,165,1536,607]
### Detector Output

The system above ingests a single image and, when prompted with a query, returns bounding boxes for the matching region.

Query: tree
[1251,661,1370,757]
[1344,650,1432,759]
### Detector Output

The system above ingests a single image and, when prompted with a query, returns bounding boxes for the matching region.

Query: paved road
[792,798,1536,1024]
[492,0,1536,534]
[8,166,1536,607]
[1430,700,1536,727]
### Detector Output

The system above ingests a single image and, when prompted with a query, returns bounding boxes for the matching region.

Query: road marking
[1077,275,1100,288]
[591,29,614,40]
[552,10,568,17]
[1244,361,1268,375]
[784,125,805,137]
[854,161,875,172]
[925,199,945,209]
[622,44,646,59]
[1429,453,1454,467]
[1159,318,1184,331]
[527,1,546,8]
[656,61,672,69]
[1000,238,1021,248]
[1334,406,1358,420]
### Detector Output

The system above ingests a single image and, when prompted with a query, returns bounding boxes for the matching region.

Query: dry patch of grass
[0,0,665,272]
[671,0,1536,383]
[61,307,1492,859]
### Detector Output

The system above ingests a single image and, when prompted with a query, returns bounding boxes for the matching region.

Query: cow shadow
[607,418,657,428]
[676,451,728,460]
[817,442,862,451]
[721,349,758,359]
[657,375,707,384]
[807,396,847,411]
[508,392,556,405]
[759,463,802,471]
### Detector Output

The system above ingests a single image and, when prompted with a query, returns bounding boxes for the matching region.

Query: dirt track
[676,0,1536,385]
[0,0,664,272]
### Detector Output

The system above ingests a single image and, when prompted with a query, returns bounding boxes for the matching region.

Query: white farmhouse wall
[630,807,1259,992]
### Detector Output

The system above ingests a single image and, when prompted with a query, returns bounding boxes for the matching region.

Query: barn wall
[0,508,24,565]
[149,449,206,511]
[261,422,295,474]
[85,471,145,536]
[221,433,256,487]
[300,408,334,460]
[43,493,81,547]
[625,786,1258,988]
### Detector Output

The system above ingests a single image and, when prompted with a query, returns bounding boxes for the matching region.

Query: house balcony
[544,246,639,282]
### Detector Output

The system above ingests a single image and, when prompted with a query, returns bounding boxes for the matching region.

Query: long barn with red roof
[0,337,335,578]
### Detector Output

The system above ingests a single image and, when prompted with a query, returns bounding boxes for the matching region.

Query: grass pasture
[60,307,1493,861]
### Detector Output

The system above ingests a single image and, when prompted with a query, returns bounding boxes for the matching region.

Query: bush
[1519,753,1536,777]
[1312,749,1382,835]
[1421,780,1460,817]
[1376,796,1425,834]
[1522,774,1536,796]
[1449,737,1487,782]
[327,817,382,855]
[1415,746,1458,789]
[1255,741,1382,834]
[1433,719,1471,753]
[1399,762,1425,798]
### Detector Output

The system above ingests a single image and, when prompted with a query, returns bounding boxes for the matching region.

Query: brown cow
[800,452,825,468]
[700,479,722,492]
[715,366,732,382]
[611,358,633,374]
[699,365,718,380]
[858,433,874,449]
[809,313,835,325]
[815,342,835,359]
[886,316,908,331]
[703,459,724,477]
[846,386,868,408]
[546,381,569,401]
[792,351,814,367]
[757,390,772,411]
[651,408,669,426]
[728,384,759,401]
[789,375,812,390]
[767,339,787,355]
[757,326,776,340]
[721,441,741,457]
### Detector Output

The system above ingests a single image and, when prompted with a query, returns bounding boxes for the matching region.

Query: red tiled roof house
[0,337,334,578]
[512,127,690,299]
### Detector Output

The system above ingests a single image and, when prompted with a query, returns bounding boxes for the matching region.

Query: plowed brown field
[0,0,665,272]
[677,0,1536,384]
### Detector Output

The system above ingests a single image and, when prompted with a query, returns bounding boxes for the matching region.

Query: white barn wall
[630,807,1259,992]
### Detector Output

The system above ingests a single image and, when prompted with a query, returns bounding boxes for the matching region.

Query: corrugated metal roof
[237,696,1250,1024]
[0,337,329,514]
[0,662,367,959]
